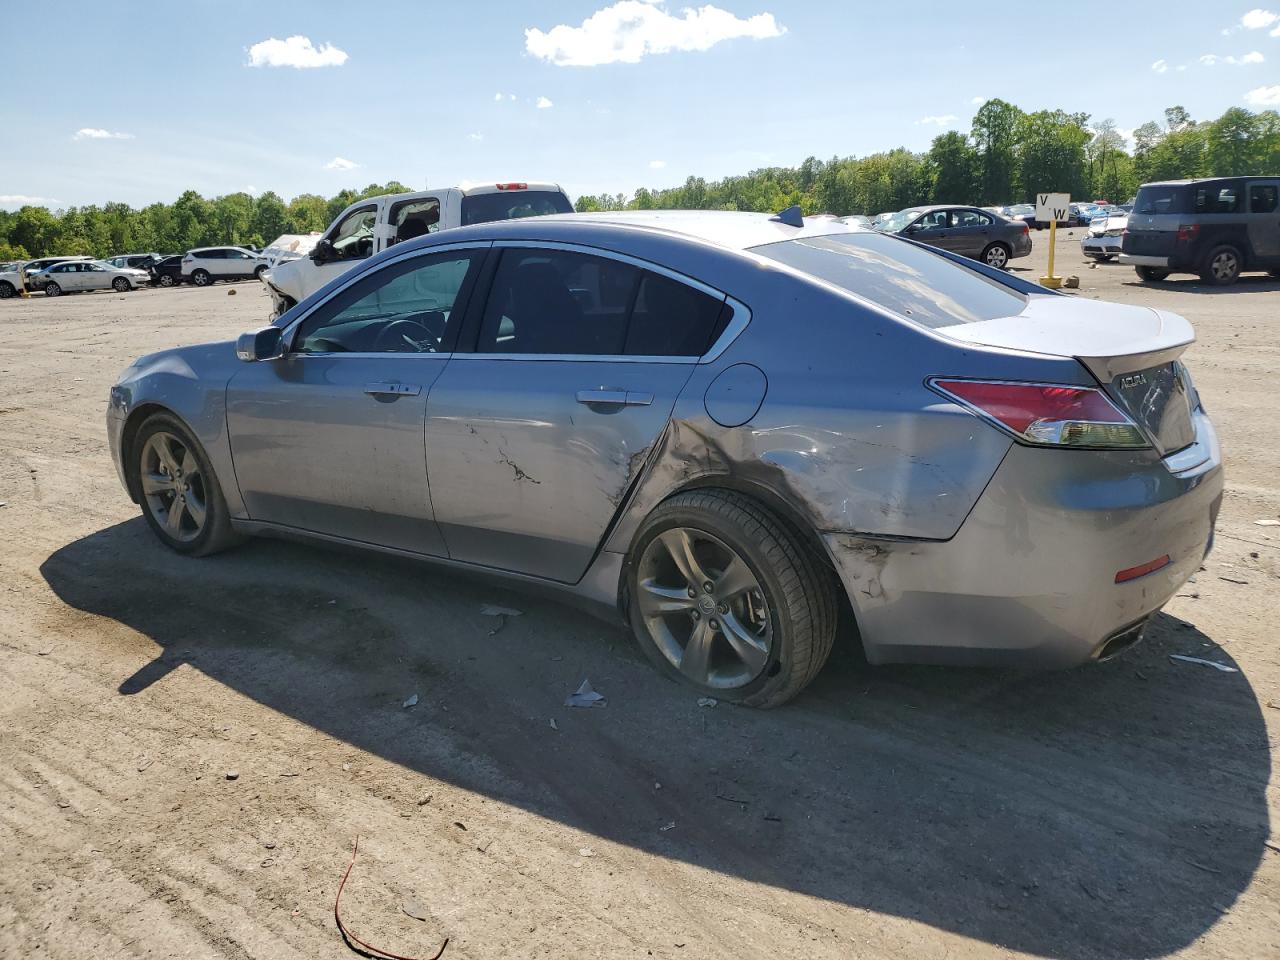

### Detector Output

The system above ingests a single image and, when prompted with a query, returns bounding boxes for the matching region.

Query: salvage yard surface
[1,232,1278,960]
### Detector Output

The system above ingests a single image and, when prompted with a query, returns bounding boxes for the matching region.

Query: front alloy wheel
[44,282,62,297]
[139,431,208,544]
[112,277,130,292]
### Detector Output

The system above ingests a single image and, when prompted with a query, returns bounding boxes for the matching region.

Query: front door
[1247,180,1280,262]
[947,209,993,257]
[226,246,487,555]
[910,209,956,251]
[426,245,730,582]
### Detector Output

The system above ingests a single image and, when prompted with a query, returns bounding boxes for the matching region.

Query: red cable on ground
[334,837,449,960]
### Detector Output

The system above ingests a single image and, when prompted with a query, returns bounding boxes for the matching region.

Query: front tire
[44,282,62,297]
[1135,266,1170,282]
[981,243,1010,269]
[131,414,240,556]
[626,490,837,708]
[254,264,267,281]
[191,269,211,287]
[158,274,176,287]
[112,277,131,292]
[1201,245,1241,286]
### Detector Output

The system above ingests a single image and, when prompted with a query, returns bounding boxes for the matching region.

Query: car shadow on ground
[1118,274,1280,295]
[41,519,1272,960]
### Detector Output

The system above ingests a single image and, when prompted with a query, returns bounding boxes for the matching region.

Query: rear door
[425,243,730,582]
[1247,179,1280,263]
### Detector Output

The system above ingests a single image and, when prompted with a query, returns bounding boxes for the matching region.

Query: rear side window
[476,249,726,356]
[1250,183,1279,214]
[751,233,1027,329]
[1193,184,1242,214]
[461,190,573,227]
[1134,186,1187,216]
[197,249,226,259]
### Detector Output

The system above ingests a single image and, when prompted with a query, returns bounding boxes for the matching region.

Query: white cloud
[1151,59,1168,73]
[324,156,359,171]
[916,114,957,126]
[247,36,348,69]
[536,96,554,109]
[970,96,987,105]
[1242,8,1278,29]
[525,1,785,66]
[1245,83,1280,105]
[1177,64,1188,71]
[1200,51,1264,66]
[494,92,517,101]
[467,132,484,141]
[649,159,667,169]
[0,194,58,209]
[73,128,133,140]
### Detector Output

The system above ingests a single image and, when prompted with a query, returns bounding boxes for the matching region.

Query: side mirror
[236,325,285,362]
[905,223,922,234]
[310,238,334,263]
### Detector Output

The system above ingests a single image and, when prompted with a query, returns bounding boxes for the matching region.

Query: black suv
[1122,176,1280,285]
[148,255,185,287]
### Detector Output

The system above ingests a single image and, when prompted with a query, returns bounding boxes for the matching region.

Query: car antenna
[769,205,805,228]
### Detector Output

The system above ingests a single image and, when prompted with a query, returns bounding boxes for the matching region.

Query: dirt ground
[1,232,1278,960]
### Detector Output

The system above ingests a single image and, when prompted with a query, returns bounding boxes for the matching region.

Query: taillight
[495,182,528,191]
[1176,223,1200,243]
[929,379,1149,449]
[1021,224,1029,235]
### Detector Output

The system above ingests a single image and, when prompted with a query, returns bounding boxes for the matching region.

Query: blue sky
[2,0,1278,211]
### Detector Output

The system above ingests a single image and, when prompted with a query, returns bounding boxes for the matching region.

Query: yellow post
[1040,218,1062,289]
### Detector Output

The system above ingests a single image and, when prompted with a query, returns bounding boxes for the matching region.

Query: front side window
[915,210,949,231]
[1250,183,1279,214]
[751,232,1027,330]
[294,250,481,354]
[328,206,378,261]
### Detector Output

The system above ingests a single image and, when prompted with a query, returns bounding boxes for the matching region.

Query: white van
[262,182,573,314]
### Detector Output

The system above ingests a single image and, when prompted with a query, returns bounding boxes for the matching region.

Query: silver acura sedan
[107,210,1222,707]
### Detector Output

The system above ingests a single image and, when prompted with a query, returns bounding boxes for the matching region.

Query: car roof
[521,210,859,251]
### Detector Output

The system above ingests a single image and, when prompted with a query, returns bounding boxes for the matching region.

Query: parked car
[22,255,95,290]
[148,255,186,287]
[875,205,1032,267]
[0,263,24,298]
[1002,203,1039,230]
[107,210,1220,707]
[181,247,268,286]
[1081,210,1129,261]
[36,259,151,296]
[1122,176,1280,284]
[104,253,162,271]
[838,214,872,228]
[262,182,574,315]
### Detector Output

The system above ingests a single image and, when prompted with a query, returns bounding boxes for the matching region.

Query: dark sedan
[876,205,1032,268]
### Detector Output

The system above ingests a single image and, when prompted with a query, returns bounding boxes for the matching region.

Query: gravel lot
[1,232,1277,960]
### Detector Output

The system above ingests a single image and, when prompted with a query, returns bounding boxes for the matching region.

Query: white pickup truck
[262,181,573,315]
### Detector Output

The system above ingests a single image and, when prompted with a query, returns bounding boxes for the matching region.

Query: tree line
[2,99,1277,261]
[575,101,1280,215]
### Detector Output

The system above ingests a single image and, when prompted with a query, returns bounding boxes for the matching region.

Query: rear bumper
[825,411,1223,668]
[1120,254,1171,268]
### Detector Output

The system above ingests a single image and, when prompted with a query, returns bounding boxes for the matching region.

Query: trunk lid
[940,297,1197,454]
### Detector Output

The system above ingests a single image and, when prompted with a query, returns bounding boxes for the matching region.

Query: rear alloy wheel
[112,277,131,292]
[158,274,175,287]
[133,414,239,556]
[982,243,1010,269]
[1135,266,1170,282]
[1201,245,1241,286]
[191,269,211,287]
[44,281,62,297]
[0,281,14,299]
[627,490,836,708]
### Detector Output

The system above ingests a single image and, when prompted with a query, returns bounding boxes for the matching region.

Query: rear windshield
[750,233,1027,329]
[1134,185,1188,216]
[461,190,573,226]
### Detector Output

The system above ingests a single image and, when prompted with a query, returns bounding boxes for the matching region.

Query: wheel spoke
[679,620,714,683]
[719,611,769,675]
[184,492,207,529]
[179,448,198,479]
[140,471,172,495]
[714,556,758,602]
[165,497,186,535]
[151,435,180,475]
[637,579,695,617]
[658,528,711,588]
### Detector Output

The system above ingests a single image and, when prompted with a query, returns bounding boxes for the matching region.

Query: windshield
[875,209,922,233]
[751,232,1028,329]
[461,190,573,226]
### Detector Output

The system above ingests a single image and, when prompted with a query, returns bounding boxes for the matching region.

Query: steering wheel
[372,318,437,353]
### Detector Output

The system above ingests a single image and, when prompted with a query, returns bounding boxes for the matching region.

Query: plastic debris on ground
[564,679,606,708]
[403,693,419,709]
[697,697,718,708]
[1169,654,1238,673]
[1254,518,1280,526]
[402,897,431,922]
[480,604,523,617]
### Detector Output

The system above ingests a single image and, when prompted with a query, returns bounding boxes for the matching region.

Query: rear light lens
[929,379,1149,449]
[1176,223,1200,243]
[1115,555,1171,584]
[495,182,528,191]
[1021,224,1029,235]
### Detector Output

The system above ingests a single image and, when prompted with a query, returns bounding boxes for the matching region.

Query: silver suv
[1121,176,1280,284]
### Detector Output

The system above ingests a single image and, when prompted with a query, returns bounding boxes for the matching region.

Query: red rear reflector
[495,182,528,191]
[1115,555,1171,584]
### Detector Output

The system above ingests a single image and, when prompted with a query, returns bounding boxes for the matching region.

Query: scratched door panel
[425,358,693,582]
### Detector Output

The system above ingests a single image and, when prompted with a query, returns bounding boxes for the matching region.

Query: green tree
[926,132,977,203]
[971,99,1023,203]
[252,191,289,242]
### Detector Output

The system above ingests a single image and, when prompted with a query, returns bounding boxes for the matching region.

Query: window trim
[279,241,493,358]
[453,239,749,364]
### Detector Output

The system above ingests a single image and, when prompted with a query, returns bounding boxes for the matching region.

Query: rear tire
[982,243,1011,269]
[1135,266,1169,282]
[626,489,837,708]
[158,274,175,287]
[191,269,211,287]
[44,282,62,297]
[131,414,241,557]
[0,281,14,299]
[1200,245,1241,286]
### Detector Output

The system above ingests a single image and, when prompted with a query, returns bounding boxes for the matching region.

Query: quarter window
[1250,183,1279,214]
[294,250,481,354]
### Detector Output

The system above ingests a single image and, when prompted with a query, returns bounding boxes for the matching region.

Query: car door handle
[364,381,421,397]
[575,389,653,407]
